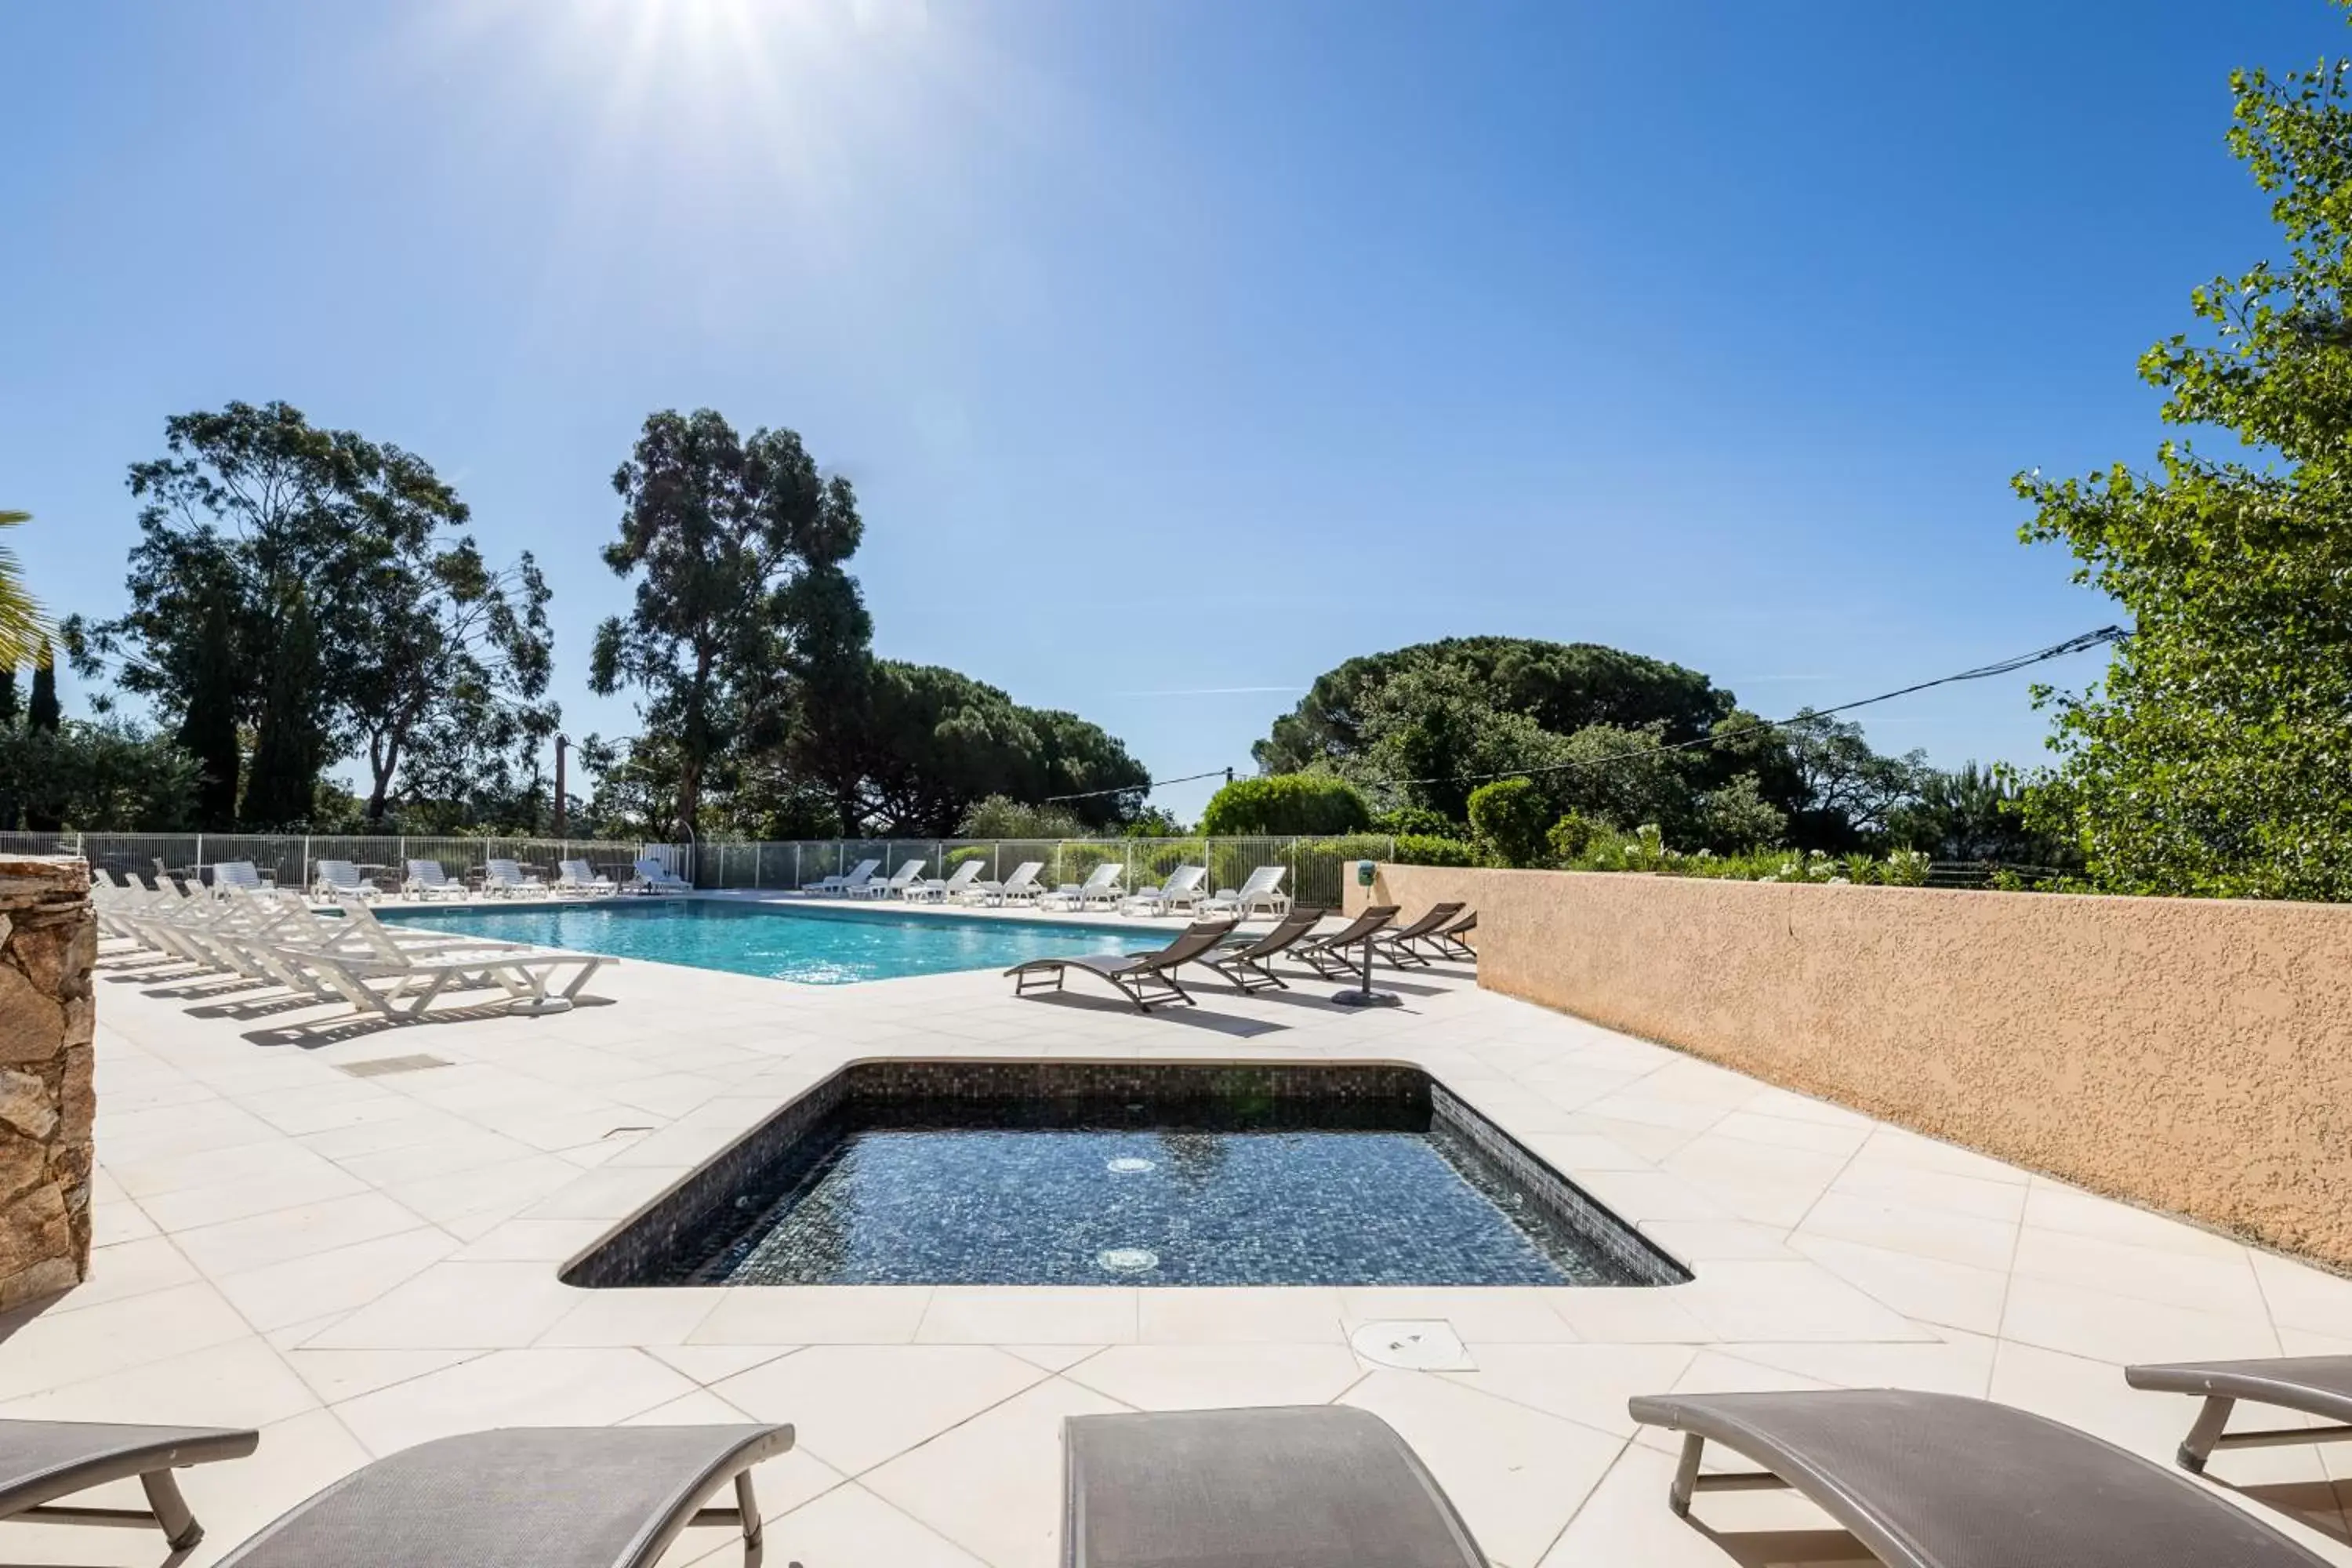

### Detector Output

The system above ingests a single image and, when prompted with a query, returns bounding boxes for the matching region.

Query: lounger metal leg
[2180,1395,2235,1473]
[1669,1434,1702,1517]
[143,1467,202,1550]
[735,1470,763,1568]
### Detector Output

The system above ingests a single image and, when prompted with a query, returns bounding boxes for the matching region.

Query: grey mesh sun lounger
[1005,920,1237,1011]
[0,1418,258,1551]
[2126,1354,2352,1473]
[1627,1388,2332,1568]
[1064,1406,1489,1568]
[215,1425,793,1568]
[1198,906,1328,993]
[1370,903,1466,968]
[1294,906,1400,979]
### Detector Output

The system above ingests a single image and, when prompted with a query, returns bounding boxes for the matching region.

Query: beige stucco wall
[1351,864,2352,1270]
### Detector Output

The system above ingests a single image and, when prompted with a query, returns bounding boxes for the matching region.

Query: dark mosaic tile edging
[1430,1083,1688,1286]
[563,1058,1687,1288]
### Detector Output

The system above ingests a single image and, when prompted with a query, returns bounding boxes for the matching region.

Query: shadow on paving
[1011,989,1292,1037]
[238,991,617,1051]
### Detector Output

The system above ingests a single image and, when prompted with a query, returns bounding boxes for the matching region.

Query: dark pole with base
[1327,865,1392,1011]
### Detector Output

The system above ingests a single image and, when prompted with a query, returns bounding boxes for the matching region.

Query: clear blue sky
[1,0,2330,822]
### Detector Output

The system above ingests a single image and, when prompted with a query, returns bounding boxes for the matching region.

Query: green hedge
[1199,774,1373,836]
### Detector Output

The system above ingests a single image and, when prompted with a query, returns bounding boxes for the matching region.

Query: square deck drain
[336,1054,453,1078]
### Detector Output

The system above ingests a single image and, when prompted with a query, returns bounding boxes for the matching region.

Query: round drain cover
[1106,1157,1156,1174]
[1097,1247,1159,1273]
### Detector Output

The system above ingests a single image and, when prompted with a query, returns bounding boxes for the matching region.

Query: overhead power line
[1381,625,2131,790]
[1044,766,1232,804]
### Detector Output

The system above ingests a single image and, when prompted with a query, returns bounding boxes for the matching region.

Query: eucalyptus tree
[590,408,871,836]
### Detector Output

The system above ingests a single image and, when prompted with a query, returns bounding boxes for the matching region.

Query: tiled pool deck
[20,894,2352,1568]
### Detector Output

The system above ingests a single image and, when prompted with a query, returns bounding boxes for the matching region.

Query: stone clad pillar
[0,857,94,1308]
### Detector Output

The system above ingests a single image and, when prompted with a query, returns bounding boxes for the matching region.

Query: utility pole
[554,735,568,837]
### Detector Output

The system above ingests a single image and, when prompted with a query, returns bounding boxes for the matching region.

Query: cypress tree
[0,667,17,728]
[241,586,323,829]
[176,586,243,828]
[27,647,58,734]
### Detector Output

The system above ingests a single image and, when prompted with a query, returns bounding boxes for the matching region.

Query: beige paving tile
[1338,1287,1585,1344]
[0,1281,255,1401]
[137,1162,374,1234]
[713,1345,1047,1475]
[1999,1274,2281,1366]
[867,1376,1128,1568]
[1639,1219,1801,1262]
[174,1407,377,1568]
[2253,1250,2352,1335]
[693,1287,934,1345]
[280,1347,491,1403]
[2022,1180,2249,1258]
[999,1344,1104,1373]
[916,1287,1138,1345]
[332,1348,698,1454]
[169,1191,437,1278]
[1675,1261,1935,1344]
[1440,1343,1699,1436]
[1136,1287,1347,1344]
[1342,1370,1626,1566]
[538,1287,726,1347]
[0,1332,316,1428]
[2009,1224,2269,1318]
[1827,1156,2027,1223]
[1567,1171,1733,1225]
[1065,1342,1365,1410]
[1788,1233,2011,1336]
[302,1261,582,1349]
[1795,1189,2018,1272]
[1718,1333,1998,1399]
[1546,1287,1715,1344]
[213,1227,459,1333]
[647,1344,801,1384]
[1541,1443,1801,1568]
[46,1234,199,1314]
[768,1482,987,1568]
[452,1217,614,1261]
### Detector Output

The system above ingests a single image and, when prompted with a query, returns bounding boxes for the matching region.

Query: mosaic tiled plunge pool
[567,1062,1688,1288]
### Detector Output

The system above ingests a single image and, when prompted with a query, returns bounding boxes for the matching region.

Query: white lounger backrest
[487,858,527,881]
[1001,861,1044,889]
[834,858,880,884]
[887,859,925,886]
[407,859,454,885]
[940,861,982,887]
[213,861,262,890]
[317,859,365,885]
[635,857,681,882]
[1235,865,1285,896]
[1169,865,1207,891]
[1080,862,1121,889]
[560,859,602,882]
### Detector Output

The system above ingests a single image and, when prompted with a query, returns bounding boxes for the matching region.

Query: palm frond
[0,512,52,668]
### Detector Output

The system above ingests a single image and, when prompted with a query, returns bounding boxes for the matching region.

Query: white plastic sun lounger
[960,860,1044,906]
[850,859,924,899]
[1044,862,1123,910]
[631,857,691,894]
[808,858,880,896]
[209,860,266,895]
[274,912,612,1019]
[310,860,379,903]
[402,859,468,900]
[907,861,982,903]
[1120,865,1206,916]
[557,858,619,896]
[483,858,546,898]
[1200,865,1290,918]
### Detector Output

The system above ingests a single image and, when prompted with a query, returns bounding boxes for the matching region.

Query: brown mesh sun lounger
[1627,1388,2332,1567]
[1370,903,1467,968]
[1295,906,1401,979]
[2126,1355,2352,1473]
[1006,921,1237,1011]
[1198,906,1329,993]
[216,1425,793,1568]
[1422,908,1476,960]
[1064,1406,1489,1568]
[0,1418,259,1551]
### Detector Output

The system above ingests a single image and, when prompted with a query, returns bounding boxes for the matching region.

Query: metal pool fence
[0,830,670,893]
[655,836,1410,910]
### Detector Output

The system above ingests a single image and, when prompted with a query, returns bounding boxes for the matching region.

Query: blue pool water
[379,899,1157,984]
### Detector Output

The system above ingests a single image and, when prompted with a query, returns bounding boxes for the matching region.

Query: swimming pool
[566,1062,1690,1289]
[379,898,1161,984]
